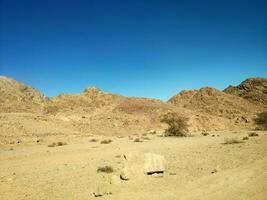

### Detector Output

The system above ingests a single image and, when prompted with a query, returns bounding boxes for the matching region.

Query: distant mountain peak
[83,86,102,94]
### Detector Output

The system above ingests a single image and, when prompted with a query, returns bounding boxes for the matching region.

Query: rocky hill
[224,77,267,107]
[0,76,48,113]
[167,86,265,128]
[0,76,266,142]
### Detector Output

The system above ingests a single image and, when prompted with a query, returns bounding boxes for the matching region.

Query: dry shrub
[255,111,267,130]
[243,136,249,140]
[48,141,67,147]
[97,166,114,173]
[202,132,209,136]
[100,139,112,144]
[133,138,143,142]
[161,113,189,137]
[223,138,243,145]
[57,141,67,146]
[90,138,98,142]
[248,132,259,137]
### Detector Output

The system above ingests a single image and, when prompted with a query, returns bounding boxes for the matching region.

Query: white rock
[144,153,165,174]
[120,167,133,180]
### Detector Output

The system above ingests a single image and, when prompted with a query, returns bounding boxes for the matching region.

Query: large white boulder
[119,153,165,180]
[144,153,165,174]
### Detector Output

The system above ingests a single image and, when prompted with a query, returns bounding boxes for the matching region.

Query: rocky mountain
[168,87,262,118]
[224,77,267,107]
[0,76,48,113]
[0,76,266,140]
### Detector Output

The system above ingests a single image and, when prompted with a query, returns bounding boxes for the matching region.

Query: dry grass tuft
[243,136,249,140]
[201,132,209,136]
[100,139,112,144]
[133,138,143,142]
[97,166,114,173]
[48,141,67,147]
[90,138,98,142]
[248,132,259,137]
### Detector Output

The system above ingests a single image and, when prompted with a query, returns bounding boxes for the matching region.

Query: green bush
[161,113,189,137]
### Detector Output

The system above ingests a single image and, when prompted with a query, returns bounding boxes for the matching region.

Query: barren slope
[168,87,265,129]
[224,77,267,107]
[44,87,191,135]
[0,76,48,113]
[1,76,267,143]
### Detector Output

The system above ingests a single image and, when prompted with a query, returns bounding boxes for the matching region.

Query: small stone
[91,192,103,197]
[91,187,104,198]
[120,167,132,180]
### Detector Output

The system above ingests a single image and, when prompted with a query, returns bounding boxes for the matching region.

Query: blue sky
[0,0,266,100]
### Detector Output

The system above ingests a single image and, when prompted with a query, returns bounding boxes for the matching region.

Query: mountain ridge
[0,76,266,138]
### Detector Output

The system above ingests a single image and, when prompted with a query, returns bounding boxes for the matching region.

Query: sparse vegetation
[48,141,67,147]
[243,136,249,140]
[36,139,42,143]
[255,111,267,130]
[57,141,66,146]
[90,138,98,142]
[202,132,209,136]
[248,132,259,137]
[161,113,189,137]
[97,166,114,173]
[223,138,244,145]
[133,138,143,142]
[100,139,112,144]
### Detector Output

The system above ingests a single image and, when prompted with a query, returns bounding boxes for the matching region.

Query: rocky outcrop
[224,77,267,107]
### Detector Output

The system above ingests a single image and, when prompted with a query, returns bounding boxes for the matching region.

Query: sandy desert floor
[0,131,267,200]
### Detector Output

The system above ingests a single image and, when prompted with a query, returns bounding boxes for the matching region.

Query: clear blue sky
[0,0,266,100]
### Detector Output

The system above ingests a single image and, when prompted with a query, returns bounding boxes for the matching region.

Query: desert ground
[0,76,267,199]
[0,130,267,200]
